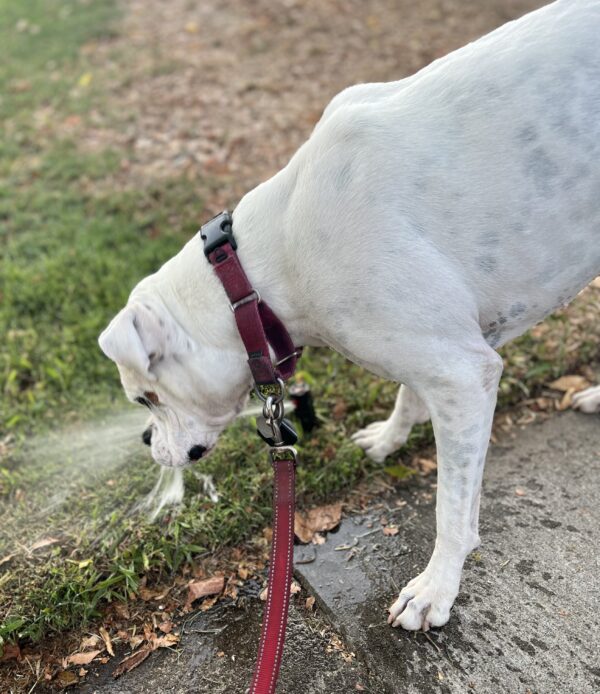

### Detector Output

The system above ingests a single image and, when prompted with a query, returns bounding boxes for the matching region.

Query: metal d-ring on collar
[230,289,261,312]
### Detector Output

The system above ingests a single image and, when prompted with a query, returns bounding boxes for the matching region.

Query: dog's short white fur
[100,0,600,631]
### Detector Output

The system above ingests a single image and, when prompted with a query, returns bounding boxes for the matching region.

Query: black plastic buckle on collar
[200,211,237,259]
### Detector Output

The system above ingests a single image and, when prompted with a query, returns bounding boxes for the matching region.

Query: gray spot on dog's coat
[476,255,498,273]
[509,302,527,318]
[525,147,560,198]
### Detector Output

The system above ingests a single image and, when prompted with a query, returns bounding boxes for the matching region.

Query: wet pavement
[81,411,600,693]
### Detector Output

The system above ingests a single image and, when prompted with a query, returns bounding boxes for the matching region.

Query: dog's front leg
[389,343,503,631]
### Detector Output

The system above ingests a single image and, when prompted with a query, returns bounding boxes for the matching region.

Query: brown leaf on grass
[0,643,21,662]
[30,536,60,552]
[305,596,316,611]
[158,620,173,634]
[185,575,225,610]
[67,650,101,666]
[294,503,342,543]
[113,602,130,620]
[332,399,347,420]
[548,375,590,392]
[383,525,399,536]
[112,647,152,679]
[99,626,114,657]
[415,457,437,475]
[139,586,171,602]
[290,580,301,595]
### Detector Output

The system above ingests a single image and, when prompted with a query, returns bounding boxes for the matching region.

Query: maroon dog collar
[200,211,302,390]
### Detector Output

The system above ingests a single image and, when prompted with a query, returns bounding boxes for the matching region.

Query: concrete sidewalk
[81,411,599,694]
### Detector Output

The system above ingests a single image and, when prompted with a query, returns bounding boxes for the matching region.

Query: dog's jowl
[99,0,600,631]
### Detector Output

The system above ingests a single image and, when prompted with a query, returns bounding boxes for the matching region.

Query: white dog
[99,0,600,632]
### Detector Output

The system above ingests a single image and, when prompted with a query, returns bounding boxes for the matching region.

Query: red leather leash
[249,448,296,694]
[200,211,301,694]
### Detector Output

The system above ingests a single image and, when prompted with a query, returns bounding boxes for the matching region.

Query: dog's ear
[98,302,165,379]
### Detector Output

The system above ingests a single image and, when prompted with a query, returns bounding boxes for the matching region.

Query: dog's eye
[144,391,160,406]
[135,391,160,408]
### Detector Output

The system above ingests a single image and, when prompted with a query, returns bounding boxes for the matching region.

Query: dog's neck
[146,169,321,357]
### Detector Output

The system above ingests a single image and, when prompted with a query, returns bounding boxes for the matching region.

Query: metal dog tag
[256,416,298,447]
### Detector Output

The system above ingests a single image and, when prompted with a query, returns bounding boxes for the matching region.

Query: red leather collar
[201,212,302,387]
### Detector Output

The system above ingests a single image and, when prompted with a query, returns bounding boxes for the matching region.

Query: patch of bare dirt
[81,0,546,213]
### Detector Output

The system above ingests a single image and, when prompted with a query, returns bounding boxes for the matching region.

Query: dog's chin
[153,444,216,469]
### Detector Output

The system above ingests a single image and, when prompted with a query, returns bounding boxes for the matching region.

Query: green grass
[1,0,599,654]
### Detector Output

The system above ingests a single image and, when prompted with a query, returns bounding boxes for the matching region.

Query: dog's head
[98,294,251,468]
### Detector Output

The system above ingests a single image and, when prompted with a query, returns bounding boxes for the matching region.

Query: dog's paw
[351,420,406,462]
[388,567,460,631]
[572,385,600,413]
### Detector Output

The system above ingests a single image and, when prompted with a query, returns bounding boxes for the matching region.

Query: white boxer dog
[99,0,600,631]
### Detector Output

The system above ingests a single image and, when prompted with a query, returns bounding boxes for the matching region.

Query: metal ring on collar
[263,395,284,423]
[230,290,261,312]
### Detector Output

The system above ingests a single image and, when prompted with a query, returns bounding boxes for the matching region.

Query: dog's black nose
[188,445,207,461]
[142,427,152,446]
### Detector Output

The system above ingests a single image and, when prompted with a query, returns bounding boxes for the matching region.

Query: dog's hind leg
[388,340,503,631]
[351,385,430,462]
[572,385,600,413]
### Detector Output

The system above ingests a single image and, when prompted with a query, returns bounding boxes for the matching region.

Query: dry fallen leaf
[67,650,101,666]
[151,633,180,649]
[99,626,114,657]
[415,457,437,475]
[30,536,60,552]
[383,525,399,536]
[199,595,219,612]
[294,502,342,543]
[290,580,301,595]
[79,635,101,651]
[158,620,173,634]
[548,375,590,392]
[185,575,225,609]
[305,596,316,611]
[112,647,152,678]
